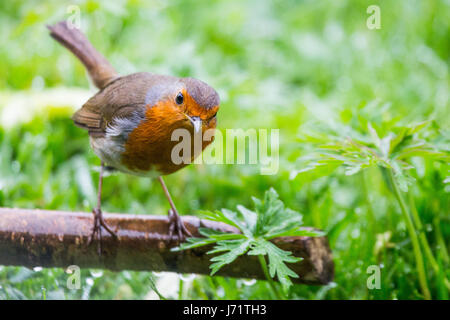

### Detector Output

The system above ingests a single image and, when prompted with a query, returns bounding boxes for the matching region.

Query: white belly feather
[87,111,160,178]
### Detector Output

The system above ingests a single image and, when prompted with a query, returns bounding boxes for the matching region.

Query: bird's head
[145,76,220,134]
[177,77,220,133]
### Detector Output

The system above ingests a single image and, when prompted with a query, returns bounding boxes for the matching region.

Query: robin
[48,21,220,254]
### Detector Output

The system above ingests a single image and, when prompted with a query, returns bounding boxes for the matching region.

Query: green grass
[0,0,449,299]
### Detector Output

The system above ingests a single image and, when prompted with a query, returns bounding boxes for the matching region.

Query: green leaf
[391,161,415,192]
[171,237,217,252]
[249,239,302,291]
[198,209,242,230]
[209,239,252,275]
[198,228,244,240]
[345,164,362,176]
[172,188,324,290]
[406,120,431,136]
[236,205,257,235]
[389,127,408,154]
[254,188,304,238]
[368,122,381,149]
[265,227,325,239]
[298,117,448,184]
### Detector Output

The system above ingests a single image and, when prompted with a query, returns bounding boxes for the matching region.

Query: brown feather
[47,21,117,89]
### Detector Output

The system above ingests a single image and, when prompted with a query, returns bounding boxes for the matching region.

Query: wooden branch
[0,208,334,285]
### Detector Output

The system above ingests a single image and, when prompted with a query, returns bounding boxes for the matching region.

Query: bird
[47,21,220,254]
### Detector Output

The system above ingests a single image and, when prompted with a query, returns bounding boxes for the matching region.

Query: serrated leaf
[249,239,302,292]
[172,188,324,290]
[199,209,247,233]
[391,161,415,192]
[379,135,392,158]
[389,128,407,154]
[396,146,447,161]
[251,196,263,210]
[368,122,381,148]
[345,164,362,176]
[209,239,251,275]
[198,228,244,240]
[406,120,431,136]
[236,205,257,235]
[171,237,217,252]
[265,227,325,239]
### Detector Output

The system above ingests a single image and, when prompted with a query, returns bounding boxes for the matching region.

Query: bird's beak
[187,115,202,133]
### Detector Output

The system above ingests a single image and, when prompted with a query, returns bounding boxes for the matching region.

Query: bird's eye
[175,92,184,105]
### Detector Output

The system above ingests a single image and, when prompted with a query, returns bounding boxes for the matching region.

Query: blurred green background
[0,0,448,299]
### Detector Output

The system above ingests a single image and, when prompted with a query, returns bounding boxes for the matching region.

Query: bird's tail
[47,21,118,89]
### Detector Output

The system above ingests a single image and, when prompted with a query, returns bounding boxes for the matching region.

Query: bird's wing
[72,72,175,137]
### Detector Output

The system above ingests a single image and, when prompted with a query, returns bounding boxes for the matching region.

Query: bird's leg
[87,161,118,255]
[158,176,192,241]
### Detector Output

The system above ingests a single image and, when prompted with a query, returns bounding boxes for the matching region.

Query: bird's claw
[87,208,118,256]
[168,208,191,242]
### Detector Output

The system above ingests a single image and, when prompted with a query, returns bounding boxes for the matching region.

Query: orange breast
[121,101,216,175]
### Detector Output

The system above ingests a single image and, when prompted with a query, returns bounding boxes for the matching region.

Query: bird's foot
[167,208,192,242]
[87,208,118,256]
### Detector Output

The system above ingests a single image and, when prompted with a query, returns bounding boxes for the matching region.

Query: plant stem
[361,170,377,232]
[407,192,438,271]
[387,169,431,300]
[408,192,450,291]
[178,278,184,300]
[257,255,284,300]
[433,217,450,291]
[433,216,449,264]
[308,187,322,229]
